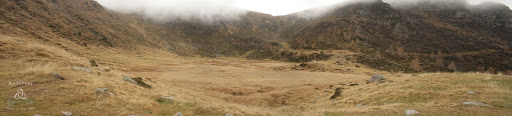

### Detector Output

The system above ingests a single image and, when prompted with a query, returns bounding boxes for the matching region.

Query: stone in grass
[95,88,114,96]
[173,112,183,116]
[462,101,490,107]
[467,91,476,95]
[61,111,72,116]
[225,113,234,116]
[329,88,344,100]
[89,60,98,67]
[72,67,91,73]
[123,76,152,88]
[123,76,137,84]
[52,73,65,80]
[404,109,419,116]
[368,74,387,83]
[132,77,152,88]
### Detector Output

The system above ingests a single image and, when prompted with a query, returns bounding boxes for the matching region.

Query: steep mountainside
[0,0,510,73]
[282,0,512,72]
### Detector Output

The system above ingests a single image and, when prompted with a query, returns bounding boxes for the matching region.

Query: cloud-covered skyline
[95,0,512,22]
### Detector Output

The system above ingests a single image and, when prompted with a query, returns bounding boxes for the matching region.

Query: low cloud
[95,0,247,23]
[95,0,512,22]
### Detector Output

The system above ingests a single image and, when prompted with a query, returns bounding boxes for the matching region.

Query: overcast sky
[95,0,512,21]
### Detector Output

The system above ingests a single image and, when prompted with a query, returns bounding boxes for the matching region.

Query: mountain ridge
[1,0,510,73]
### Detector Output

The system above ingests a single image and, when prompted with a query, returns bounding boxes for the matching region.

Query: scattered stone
[467,91,476,95]
[368,74,387,83]
[61,111,72,116]
[329,88,344,100]
[310,100,316,103]
[172,112,183,116]
[52,73,65,80]
[33,114,42,116]
[89,60,98,67]
[123,76,137,84]
[95,88,114,96]
[404,109,419,116]
[322,93,328,96]
[72,67,91,73]
[161,96,176,101]
[462,101,490,107]
[355,103,364,107]
[503,75,511,78]
[225,113,234,116]
[123,76,152,88]
[132,77,152,88]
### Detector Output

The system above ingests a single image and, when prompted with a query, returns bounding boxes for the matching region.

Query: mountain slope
[0,0,510,73]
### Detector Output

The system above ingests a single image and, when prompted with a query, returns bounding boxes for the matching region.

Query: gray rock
[161,96,175,101]
[322,93,328,96]
[503,75,511,78]
[369,74,387,83]
[96,88,114,96]
[61,111,72,116]
[462,101,490,107]
[467,91,476,95]
[52,73,65,80]
[225,113,234,116]
[33,114,42,116]
[355,104,364,107]
[172,112,183,116]
[72,67,91,73]
[123,76,137,84]
[404,109,419,116]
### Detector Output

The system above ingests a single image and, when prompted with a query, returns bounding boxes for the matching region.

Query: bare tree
[410,55,421,71]
[435,51,444,67]
[486,67,495,74]
[448,61,457,72]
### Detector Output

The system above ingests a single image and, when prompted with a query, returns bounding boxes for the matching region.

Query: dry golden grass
[1,34,511,115]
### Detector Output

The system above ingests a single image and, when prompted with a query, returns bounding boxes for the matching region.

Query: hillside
[2,0,510,73]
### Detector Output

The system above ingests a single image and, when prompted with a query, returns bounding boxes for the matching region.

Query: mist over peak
[95,0,247,23]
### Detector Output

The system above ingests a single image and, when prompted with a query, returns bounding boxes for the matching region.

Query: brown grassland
[0,34,511,116]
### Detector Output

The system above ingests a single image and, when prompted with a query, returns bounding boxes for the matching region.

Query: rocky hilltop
[1,0,510,73]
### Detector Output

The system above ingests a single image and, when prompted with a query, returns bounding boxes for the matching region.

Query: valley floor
[1,35,511,115]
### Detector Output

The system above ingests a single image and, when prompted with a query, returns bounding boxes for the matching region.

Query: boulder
[96,88,114,96]
[52,73,65,80]
[462,101,490,107]
[123,76,137,84]
[90,60,98,67]
[61,111,72,116]
[161,96,175,101]
[404,109,419,116]
[72,67,91,73]
[172,112,183,116]
[369,74,387,83]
